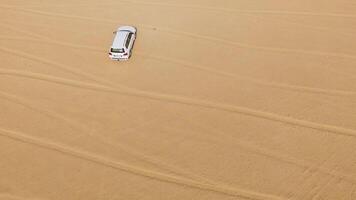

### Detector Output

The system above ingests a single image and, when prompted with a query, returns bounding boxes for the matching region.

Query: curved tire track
[4,1,356,19]
[2,8,356,187]
[1,43,356,140]
[123,1,356,19]
[1,1,354,198]
[2,6,356,61]
[173,117,356,185]
[0,128,285,200]
[1,36,354,97]
[136,53,356,97]
[0,88,214,185]
[0,91,87,137]
[0,194,41,200]
[118,0,356,19]
[6,1,356,39]
[1,69,356,139]
[0,46,127,91]
[1,70,356,184]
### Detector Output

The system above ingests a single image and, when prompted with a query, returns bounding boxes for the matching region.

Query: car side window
[125,33,133,49]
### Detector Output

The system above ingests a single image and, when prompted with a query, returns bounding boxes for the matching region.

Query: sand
[0,0,356,199]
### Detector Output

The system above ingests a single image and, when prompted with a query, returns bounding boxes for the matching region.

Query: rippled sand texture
[1,0,356,199]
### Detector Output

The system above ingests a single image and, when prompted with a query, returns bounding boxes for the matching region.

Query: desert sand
[1,0,356,199]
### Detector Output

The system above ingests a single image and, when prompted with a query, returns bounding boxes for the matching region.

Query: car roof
[112,30,131,49]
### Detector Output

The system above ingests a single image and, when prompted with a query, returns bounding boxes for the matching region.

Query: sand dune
[1,0,356,199]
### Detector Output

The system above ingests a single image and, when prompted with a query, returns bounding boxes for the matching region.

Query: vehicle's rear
[109,47,129,60]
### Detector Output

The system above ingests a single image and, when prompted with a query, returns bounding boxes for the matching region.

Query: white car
[109,26,137,61]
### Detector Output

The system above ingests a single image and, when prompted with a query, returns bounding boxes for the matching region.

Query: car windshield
[111,48,124,53]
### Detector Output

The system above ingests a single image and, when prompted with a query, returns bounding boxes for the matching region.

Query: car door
[126,33,134,53]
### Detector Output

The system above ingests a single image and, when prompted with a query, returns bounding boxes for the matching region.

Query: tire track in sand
[2,16,356,184]
[2,69,356,185]
[5,1,356,19]
[4,2,356,40]
[0,88,215,185]
[1,70,356,184]
[0,35,354,97]
[170,117,356,185]
[157,28,356,61]
[0,42,219,184]
[116,0,356,19]
[1,37,356,140]
[2,6,356,61]
[0,194,43,200]
[1,68,356,140]
[0,36,104,52]
[1,1,354,198]
[6,1,356,39]
[4,8,356,79]
[135,53,356,97]
[0,23,56,41]
[0,46,127,91]
[0,91,87,141]
[0,128,285,200]
[0,32,222,183]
